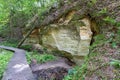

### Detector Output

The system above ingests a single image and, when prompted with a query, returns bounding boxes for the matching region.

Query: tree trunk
[17,14,39,48]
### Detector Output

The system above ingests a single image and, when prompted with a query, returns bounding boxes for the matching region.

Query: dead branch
[17,14,39,48]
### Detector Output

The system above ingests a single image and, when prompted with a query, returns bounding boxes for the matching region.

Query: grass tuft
[26,51,56,64]
[0,49,13,79]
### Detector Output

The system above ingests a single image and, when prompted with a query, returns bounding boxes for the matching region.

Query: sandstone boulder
[41,18,93,65]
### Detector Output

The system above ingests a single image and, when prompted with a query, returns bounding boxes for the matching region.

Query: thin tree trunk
[17,14,38,48]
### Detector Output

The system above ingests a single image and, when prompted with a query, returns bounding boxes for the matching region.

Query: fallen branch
[17,14,39,48]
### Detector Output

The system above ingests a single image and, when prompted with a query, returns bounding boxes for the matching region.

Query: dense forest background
[0,0,59,40]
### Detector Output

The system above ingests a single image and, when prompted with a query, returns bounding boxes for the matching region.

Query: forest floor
[85,44,120,80]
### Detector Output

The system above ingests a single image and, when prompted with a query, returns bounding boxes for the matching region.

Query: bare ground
[30,57,73,80]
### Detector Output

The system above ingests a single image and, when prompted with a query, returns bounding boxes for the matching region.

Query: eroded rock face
[41,18,93,65]
[23,17,93,65]
[42,28,79,55]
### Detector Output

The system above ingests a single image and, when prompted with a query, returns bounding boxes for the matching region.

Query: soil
[30,58,73,80]
[33,67,68,80]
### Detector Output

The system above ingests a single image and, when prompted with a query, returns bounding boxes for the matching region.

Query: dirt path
[0,46,36,80]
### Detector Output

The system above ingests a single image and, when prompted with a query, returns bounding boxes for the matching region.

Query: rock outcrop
[40,17,93,65]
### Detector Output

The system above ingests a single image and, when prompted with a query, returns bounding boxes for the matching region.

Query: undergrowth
[0,40,18,47]
[0,49,13,79]
[64,56,89,80]
[26,51,56,64]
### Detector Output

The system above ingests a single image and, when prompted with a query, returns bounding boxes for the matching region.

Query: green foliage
[90,34,107,49]
[0,50,13,79]
[0,0,58,22]
[64,57,89,80]
[95,8,108,17]
[103,16,116,25]
[0,40,18,47]
[20,45,32,51]
[26,51,56,64]
[116,22,120,27]
[0,0,9,24]
[99,8,107,14]
[0,0,58,37]
[103,16,120,27]
[0,25,10,37]
[88,0,97,7]
[110,59,120,68]
[91,0,97,4]
[111,42,117,48]
[63,68,77,80]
